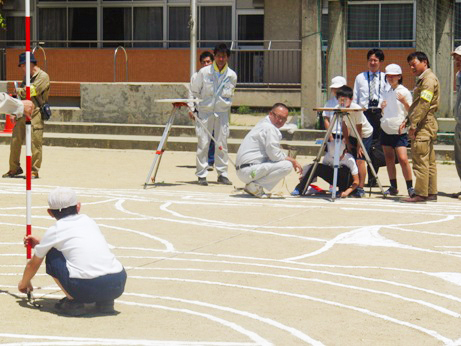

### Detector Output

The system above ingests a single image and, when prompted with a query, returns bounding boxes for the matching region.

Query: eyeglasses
[271,111,288,123]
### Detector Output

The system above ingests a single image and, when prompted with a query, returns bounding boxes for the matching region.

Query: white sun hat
[452,45,461,56]
[48,187,78,210]
[384,63,402,75]
[329,76,347,89]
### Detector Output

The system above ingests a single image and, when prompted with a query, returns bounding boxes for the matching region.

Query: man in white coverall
[190,43,237,186]
[235,103,303,198]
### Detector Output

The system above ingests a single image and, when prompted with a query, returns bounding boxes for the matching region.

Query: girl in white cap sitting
[380,63,415,197]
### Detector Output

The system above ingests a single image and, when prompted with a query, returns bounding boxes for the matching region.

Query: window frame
[347,0,416,49]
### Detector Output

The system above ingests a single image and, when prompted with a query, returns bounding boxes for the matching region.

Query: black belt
[236,163,256,171]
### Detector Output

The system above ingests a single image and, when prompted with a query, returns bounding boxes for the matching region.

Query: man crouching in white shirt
[235,103,303,198]
[18,187,127,316]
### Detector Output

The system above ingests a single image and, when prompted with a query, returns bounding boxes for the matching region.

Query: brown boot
[427,194,437,202]
[2,167,23,178]
[400,195,427,203]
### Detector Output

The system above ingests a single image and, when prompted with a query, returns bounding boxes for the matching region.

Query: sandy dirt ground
[0,145,461,346]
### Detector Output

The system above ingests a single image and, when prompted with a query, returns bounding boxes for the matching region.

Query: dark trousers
[208,131,215,166]
[295,163,352,194]
[46,248,127,304]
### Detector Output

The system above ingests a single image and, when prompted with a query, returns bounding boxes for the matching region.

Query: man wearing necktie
[353,49,387,188]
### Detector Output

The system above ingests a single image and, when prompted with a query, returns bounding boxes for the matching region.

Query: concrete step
[0,120,455,160]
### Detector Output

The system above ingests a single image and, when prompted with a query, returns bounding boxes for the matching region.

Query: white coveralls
[190,62,237,178]
[235,116,293,191]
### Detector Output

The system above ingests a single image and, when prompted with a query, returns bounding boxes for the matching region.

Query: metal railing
[32,44,47,71]
[113,46,128,82]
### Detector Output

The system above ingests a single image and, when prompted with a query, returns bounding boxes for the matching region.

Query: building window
[39,8,66,47]
[134,7,163,48]
[103,7,132,47]
[237,14,263,46]
[69,8,97,47]
[348,2,414,48]
[200,6,231,48]
[6,16,25,47]
[38,7,97,47]
[168,6,189,48]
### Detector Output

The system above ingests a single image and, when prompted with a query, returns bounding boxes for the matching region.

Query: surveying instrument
[302,106,386,201]
[144,98,236,189]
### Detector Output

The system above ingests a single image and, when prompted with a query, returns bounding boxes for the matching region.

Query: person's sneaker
[291,188,300,196]
[217,175,232,185]
[95,300,115,314]
[197,177,208,186]
[2,167,23,178]
[400,195,427,203]
[384,186,399,196]
[427,194,438,202]
[353,187,365,198]
[244,182,268,198]
[207,164,214,171]
[407,187,416,198]
[54,297,86,316]
[23,172,39,179]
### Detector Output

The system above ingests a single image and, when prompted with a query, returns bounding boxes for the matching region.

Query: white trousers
[236,160,293,191]
[195,111,229,178]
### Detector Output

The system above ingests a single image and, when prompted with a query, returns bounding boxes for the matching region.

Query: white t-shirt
[381,84,412,135]
[337,102,373,139]
[236,115,286,166]
[34,214,123,279]
[322,143,359,176]
[322,97,342,134]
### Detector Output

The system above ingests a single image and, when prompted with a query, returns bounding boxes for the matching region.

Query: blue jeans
[46,248,127,304]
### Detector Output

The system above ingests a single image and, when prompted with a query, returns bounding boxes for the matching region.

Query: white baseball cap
[329,76,347,89]
[384,63,402,75]
[48,187,78,210]
[452,45,461,56]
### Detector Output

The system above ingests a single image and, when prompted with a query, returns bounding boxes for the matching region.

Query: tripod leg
[331,118,343,201]
[301,112,337,195]
[344,113,385,196]
[192,112,236,168]
[144,106,178,188]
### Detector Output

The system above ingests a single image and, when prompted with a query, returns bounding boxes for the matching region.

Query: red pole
[25,0,32,259]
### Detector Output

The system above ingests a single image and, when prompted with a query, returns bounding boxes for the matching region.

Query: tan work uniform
[9,68,50,176]
[407,68,439,197]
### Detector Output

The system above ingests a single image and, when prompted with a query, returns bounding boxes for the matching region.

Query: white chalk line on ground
[1,184,458,344]
[122,293,323,346]
[0,333,258,346]
[119,256,461,304]
[125,268,461,318]
[284,216,459,261]
[0,291,273,346]
[128,276,454,344]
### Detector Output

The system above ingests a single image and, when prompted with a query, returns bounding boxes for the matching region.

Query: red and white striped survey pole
[25,0,32,259]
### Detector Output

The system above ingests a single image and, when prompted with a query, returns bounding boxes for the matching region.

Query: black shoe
[55,297,86,316]
[198,177,208,186]
[217,175,232,185]
[95,300,115,314]
[2,167,23,178]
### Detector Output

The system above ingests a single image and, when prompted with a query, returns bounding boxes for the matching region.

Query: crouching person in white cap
[236,103,303,198]
[292,140,359,198]
[18,187,127,316]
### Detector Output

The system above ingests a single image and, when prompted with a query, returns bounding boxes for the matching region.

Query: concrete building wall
[80,83,191,124]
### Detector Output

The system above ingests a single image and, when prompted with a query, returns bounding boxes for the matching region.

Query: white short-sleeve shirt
[34,214,123,279]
